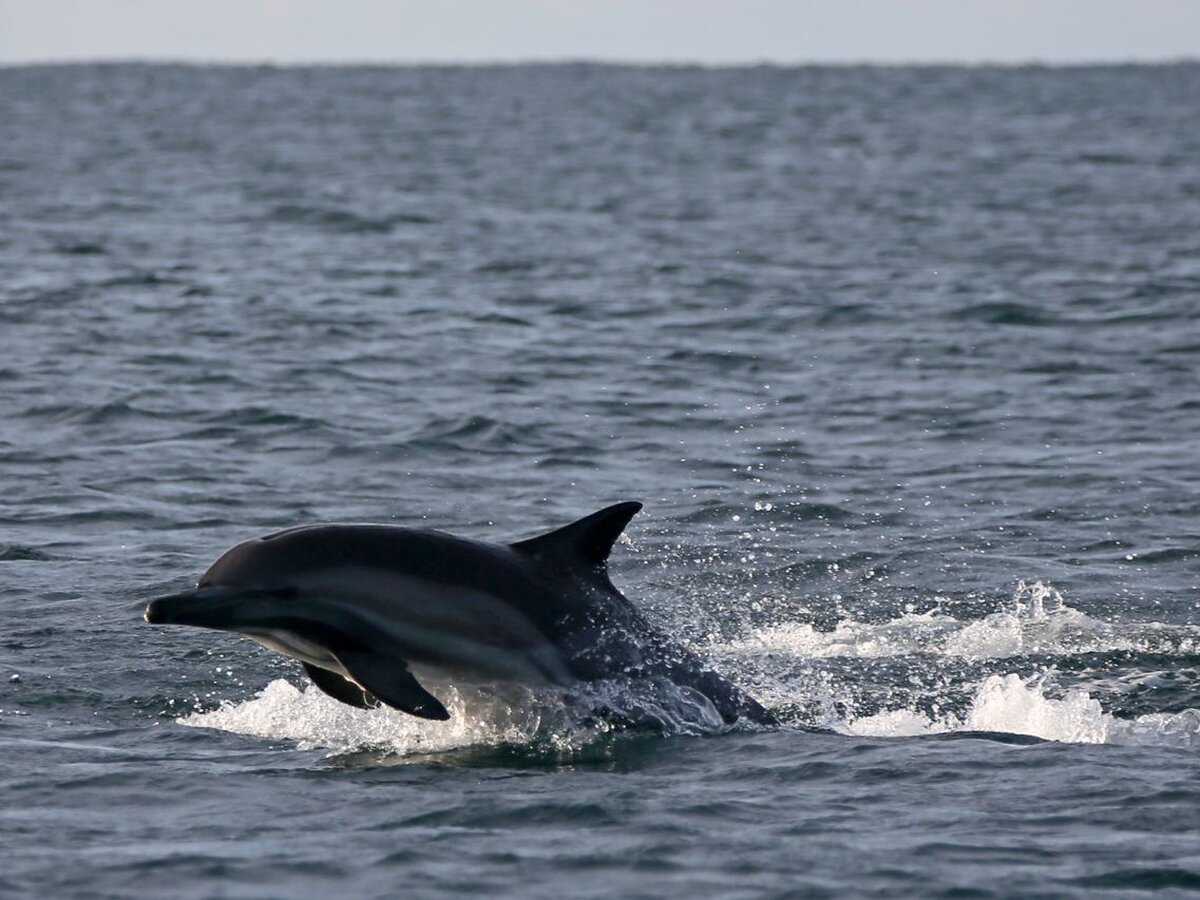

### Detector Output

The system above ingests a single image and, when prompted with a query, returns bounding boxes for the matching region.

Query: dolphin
[144,502,775,726]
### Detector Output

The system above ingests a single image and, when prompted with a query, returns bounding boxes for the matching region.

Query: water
[2,62,1200,896]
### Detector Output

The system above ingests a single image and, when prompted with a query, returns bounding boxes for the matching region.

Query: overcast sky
[1,0,1198,66]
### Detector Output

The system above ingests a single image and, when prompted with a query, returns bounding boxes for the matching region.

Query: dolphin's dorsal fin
[512,501,642,570]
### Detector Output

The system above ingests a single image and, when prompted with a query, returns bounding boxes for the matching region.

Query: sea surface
[2,62,1200,897]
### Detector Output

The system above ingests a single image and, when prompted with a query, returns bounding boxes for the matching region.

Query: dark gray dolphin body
[145,502,775,726]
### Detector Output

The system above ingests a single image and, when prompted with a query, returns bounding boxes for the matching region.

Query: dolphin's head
[144,536,299,629]
[144,524,407,632]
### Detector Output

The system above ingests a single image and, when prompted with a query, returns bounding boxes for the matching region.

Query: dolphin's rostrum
[145,502,775,726]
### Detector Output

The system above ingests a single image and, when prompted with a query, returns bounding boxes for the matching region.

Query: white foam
[180,679,567,756]
[183,672,1200,754]
[840,707,951,737]
[710,582,1200,749]
[179,674,729,756]
[838,673,1200,748]
[722,581,1199,660]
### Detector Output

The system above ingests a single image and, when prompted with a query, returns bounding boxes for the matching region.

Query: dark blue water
[3,62,1200,897]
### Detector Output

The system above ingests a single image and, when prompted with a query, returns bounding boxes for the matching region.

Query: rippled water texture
[3,63,1200,897]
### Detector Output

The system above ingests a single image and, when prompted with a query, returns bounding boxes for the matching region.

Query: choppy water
[3,62,1200,897]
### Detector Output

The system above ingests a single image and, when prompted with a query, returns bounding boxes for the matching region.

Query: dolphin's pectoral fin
[302,662,378,710]
[334,651,450,721]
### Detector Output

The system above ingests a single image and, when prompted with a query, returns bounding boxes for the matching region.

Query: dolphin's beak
[145,590,195,624]
[144,587,232,625]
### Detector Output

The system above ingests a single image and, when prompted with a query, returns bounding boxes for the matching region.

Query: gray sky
[1,0,1198,65]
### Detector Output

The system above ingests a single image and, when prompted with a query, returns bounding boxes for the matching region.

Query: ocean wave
[0,545,54,562]
[403,414,553,454]
[948,302,1065,326]
[266,204,433,233]
[197,406,332,431]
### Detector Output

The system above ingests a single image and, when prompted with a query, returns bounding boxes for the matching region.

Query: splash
[839,673,1200,749]
[180,675,732,757]
[709,581,1200,749]
[180,680,559,756]
[722,581,1200,660]
[181,582,1200,754]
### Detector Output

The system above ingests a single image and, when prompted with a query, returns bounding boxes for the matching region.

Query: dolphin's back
[204,523,601,634]
[208,524,506,586]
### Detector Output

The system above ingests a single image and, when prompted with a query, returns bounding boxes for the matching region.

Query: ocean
[2,62,1200,897]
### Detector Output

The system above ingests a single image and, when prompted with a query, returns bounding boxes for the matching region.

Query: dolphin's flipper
[511,501,642,569]
[302,662,377,710]
[335,651,450,720]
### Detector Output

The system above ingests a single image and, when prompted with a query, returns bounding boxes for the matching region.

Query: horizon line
[3,54,1198,70]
